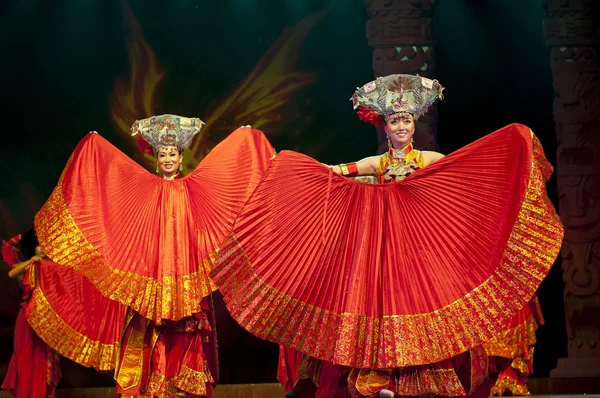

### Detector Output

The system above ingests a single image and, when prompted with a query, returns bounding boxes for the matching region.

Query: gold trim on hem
[25,287,118,370]
[143,365,213,397]
[34,157,218,323]
[213,132,564,368]
[483,316,537,359]
[491,374,531,396]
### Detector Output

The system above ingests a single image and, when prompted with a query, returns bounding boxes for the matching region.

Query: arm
[421,151,445,167]
[8,259,32,279]
[328,156,380,177]
[7,255,42,279]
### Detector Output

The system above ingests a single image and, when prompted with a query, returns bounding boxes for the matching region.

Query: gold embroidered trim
[25,287,118,370]
[483,316,537,358]
[214,133,563,368]
[143,364,213,397]
[396,368,466,396]
[34,157,217,322]
[173,364,213,396]
[491,373,531,396]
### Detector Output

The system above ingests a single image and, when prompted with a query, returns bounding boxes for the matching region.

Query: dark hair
[19,228,39,259]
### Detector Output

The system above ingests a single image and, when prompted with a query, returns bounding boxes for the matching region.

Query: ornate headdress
[131,114,205,154]
[351,74,444,126]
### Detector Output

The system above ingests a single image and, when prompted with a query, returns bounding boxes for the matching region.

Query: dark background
[0,0,565,386]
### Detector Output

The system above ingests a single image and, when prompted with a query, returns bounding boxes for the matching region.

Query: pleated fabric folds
[35,127,275,323]
[211,123,563,368]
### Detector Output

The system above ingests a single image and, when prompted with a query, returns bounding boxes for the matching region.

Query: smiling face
[156,146,183,177]
[384,112,415,149]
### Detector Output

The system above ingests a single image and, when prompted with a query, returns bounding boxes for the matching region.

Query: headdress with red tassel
[131,114,204,153]
[351,74,444,127]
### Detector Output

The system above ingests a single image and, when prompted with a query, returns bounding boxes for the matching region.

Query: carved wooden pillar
[542,0,600,378]
[364,0,439,152]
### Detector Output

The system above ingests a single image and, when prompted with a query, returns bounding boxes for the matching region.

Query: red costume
[2,238,61,398]
[210,74,563,397]
[33,116,274,397]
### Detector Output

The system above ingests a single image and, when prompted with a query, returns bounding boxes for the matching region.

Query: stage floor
[1,382,599,397]
[0,383,287,398]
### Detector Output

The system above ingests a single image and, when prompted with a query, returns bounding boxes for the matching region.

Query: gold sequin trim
[491,372,531,396]
[173,364,213,396]
[25,287,118,370]
[214,132,564,368]
[483,316,537,359]
[143,363,213,397]
[396,368,466,396]
[34,157,217,322]
[512,355,532,374]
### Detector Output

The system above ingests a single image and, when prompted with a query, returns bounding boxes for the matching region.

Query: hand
[329,165,342,175]
[31,255,43,263]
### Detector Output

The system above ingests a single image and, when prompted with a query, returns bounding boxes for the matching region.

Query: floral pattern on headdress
[351,74,444,122]
[131,114,205,153]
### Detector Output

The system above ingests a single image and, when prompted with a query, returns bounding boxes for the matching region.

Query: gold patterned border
[213,131,564,368]
[143,364,213,397]
[491,371,531,396]
[34,155,217,323]
[173,364,213,396]
[483,315,538,358]
[25,287,118,371]
[395,367,466,396]
[347,365,467,396]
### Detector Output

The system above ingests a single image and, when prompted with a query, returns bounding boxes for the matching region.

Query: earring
[386,135,393,149]
[179,164,183,172]
[156,163,160,174]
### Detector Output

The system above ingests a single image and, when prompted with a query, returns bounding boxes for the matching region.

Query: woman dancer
[2,230,61,397]
[34,115,274,397]
[211,74,563,397]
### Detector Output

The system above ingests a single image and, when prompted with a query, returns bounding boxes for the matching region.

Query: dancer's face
[34,246,46,258]
[156,146,183,177]
[384,113,415,149]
